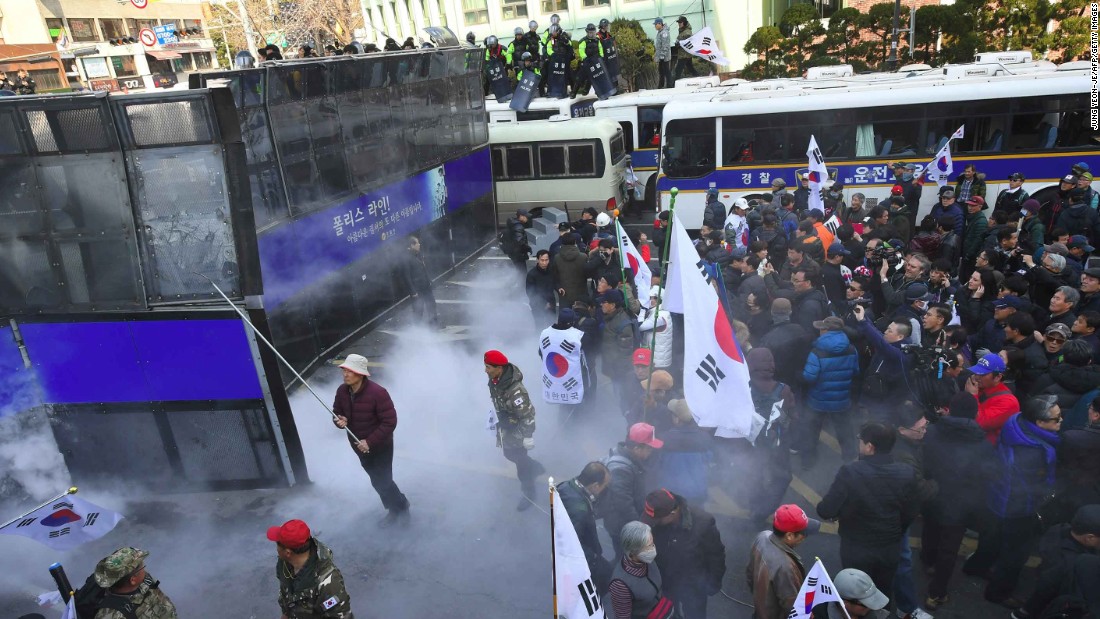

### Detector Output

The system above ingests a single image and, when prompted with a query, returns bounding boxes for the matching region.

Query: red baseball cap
[890,184,904,196]
[627,422,663,449]
[632,348,652,366]
[773,504,821,534]
[267,519,311,547]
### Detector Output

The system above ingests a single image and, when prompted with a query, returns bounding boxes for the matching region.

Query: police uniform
[93,548,178,619]
[275,540,354,619]
[485,351,544,509]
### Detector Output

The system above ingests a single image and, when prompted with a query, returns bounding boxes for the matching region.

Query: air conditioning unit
[973,51,1033,64]
[805,64,853,79]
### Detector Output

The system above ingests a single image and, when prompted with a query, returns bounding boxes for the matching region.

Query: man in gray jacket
[653,18,672,88]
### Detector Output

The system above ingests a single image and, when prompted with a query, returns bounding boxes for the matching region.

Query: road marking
[707,487,750,519]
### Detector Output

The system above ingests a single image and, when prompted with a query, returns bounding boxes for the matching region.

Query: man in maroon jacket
[334,354,410,526]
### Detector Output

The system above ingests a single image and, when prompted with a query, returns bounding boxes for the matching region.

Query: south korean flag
[0,494,123,551]
[540,326,587,405]
[676,26,729,66]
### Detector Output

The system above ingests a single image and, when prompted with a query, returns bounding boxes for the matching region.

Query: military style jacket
[95,573,178,619]
[488,363,536,450]
[276,540,354,619]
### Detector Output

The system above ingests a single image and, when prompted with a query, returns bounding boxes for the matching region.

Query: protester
[268,520,353,618]
[642,489,726,618]
[746,504,820,619]
[484,350,544,511]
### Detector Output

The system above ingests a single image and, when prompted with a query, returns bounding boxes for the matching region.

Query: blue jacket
[930,202,964,237]
[802,330,860,412]
[989,413,1061,518]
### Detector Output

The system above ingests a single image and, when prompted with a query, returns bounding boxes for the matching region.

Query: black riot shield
[602,37,621,85]
[486,57,512,102]
[583,56,616,100]
[509,70,540,112]
[546,55,570,99]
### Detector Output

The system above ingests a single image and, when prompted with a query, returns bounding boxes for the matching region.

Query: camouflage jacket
[95,573,178,619]
[488,363,536,449]
[276,540,354,619]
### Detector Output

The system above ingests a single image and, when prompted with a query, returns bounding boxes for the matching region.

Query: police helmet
[466,31,476,43]
[549,24,562,35]
[486,35,498,47]
[586,23,597,32]
[599,18,610,29]
[233,50,256,69]
[514,27,524,36]
[522,51,533,61]
[550,13,561,25]
[529,20,538,29]
[560,31,572,41]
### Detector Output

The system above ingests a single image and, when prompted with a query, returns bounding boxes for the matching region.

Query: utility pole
[235,0,261,58]
[887,0,900,70]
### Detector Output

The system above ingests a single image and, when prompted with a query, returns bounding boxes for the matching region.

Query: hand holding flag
[806,136,828,213]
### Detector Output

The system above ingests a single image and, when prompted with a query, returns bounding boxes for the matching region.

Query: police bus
[485,94,598,123]
[489,116,630,221]
[655,57,1097,227]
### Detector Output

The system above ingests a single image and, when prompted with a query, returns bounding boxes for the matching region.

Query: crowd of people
[0,69,37,95]
[502,157,1100,619]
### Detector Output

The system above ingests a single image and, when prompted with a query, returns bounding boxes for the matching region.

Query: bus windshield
[664,118,715,178]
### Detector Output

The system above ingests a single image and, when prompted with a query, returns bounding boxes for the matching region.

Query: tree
[1045,0,1091,60]
[209,0,368,59]
[823,7,863,64]
[779,3,826,74]
[912,4,957,64]
[610,18,655,91]
[743,25,785,78]
[860,3,900,68]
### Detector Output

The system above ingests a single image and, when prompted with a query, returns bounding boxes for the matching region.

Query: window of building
[501,0,528,19]
[126,18,156,34]
[582,0,609,6]
[100,19,126,40]
[46,18,65,43]
[462,0,489,25]
[190,52,213,70]
[29,69,63,91]
[111,56,138,77]
[182,19,204,36]
[68,19,99,42]
[82,57,111,79]
[541,0,569,10]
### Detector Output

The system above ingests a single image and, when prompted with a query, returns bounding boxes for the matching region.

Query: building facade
[355,0,760,69]
[0,0,217,93]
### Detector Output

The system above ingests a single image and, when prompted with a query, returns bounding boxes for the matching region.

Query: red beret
[484,350,508,366]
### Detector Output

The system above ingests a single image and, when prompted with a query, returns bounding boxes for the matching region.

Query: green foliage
[743,25,785,78]
[610,18,655,90]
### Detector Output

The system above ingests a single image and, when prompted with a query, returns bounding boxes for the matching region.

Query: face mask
[637,548,657,563]
[901,173,913,182]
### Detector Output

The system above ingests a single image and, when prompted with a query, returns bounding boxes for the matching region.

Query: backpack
[751,382,786,448]
[74,573,138,619]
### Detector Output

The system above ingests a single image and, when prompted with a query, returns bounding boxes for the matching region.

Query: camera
[866,244,902,268]
[846,298,872,309]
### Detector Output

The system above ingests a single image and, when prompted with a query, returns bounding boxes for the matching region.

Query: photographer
[990,228,1027,274]
[854,304,914,424]
[839,273,875,324]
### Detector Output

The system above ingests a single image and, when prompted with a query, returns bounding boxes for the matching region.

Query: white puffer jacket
[638,307,673,368]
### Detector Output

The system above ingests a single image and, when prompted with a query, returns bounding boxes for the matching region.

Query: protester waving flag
[806,136,829,214]
[551,480,604,618]
[924,140,953,188]
[662,214,753,438]
[789,559,848,619]
[616,219,652,308]
[676,26,729,66]
[0,490,122,551]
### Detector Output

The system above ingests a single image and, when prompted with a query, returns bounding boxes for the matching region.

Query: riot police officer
[465,31,477,47]
[596,19,623,89]
[507,27,532,75]
[540,24,568,96]
[574,24,604,98]
[483,35,511,96]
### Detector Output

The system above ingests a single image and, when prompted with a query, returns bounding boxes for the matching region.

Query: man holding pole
[333,354,410,527]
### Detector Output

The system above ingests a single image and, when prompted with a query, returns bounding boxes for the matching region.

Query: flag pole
[813,557,853,619]
[549,476,558,619]
[615,220,630,294]
[0,487,77,531]
[644,188,679,418]
[195,273,363,445]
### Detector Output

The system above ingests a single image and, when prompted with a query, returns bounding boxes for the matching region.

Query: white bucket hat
[338,354,371,377]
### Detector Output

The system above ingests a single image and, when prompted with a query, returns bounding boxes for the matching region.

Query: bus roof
[485,94,597,113]
[488,116,623,142]
[662,68,1090,122]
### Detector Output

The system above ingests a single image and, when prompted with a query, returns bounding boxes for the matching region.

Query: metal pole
[887,0,900,70]
[643,187,678,417]
[197,275,362,444]
[909,6,916,53]
[549,477,559,618]
[236,0,261,58]
[0,487,77,531]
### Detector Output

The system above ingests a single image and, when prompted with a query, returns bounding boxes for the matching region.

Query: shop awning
[146,50,182,60]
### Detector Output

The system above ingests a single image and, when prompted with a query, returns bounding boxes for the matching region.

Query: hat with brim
[967,352,1006,375]
[338,353,372,377]
[835,569,889,611]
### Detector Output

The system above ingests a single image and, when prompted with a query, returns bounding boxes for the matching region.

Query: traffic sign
[139,28,156,47]
[131,0,148,8]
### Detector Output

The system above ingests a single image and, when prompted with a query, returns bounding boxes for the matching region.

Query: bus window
[617,122,635,152]
[611,131,626,163]
[1056,101,1099,147]
[506,146,533,179]
[865,105,923,157]
[569,144,596,176]
[664,118,715,178]
[491,147,504,179]
[787,110,855,160]
[722,117,784,163]
[539,145,567,177]
[639,106,663,148]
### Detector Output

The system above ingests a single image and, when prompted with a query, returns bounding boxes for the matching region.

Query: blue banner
[258,149,493,308]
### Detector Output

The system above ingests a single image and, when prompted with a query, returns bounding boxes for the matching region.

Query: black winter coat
[525,264,556,311]
[502,216,530,257]
[1003,336,1049,398]
[817,453,919,546]
[758,320,813,387]
[1057,424,1100,489]
[791,288,829,334]
[1021,524,1098,617]
[557,478,604,569]
[650,495,727,599]
[922,416,997,524]
[400,250,432,293]
[552,245,589,305]
[1035,364,1100,410]
[601,443,647,542]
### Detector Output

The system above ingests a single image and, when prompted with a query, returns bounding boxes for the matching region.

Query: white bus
[489,116,630,223]
[655,61,1097,227]
[485,94,598,123]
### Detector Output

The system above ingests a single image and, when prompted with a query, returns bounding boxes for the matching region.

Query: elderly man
[557,462,612,589]
[484,349,544,511]
[333,354,409,526]
[643,489,726,619]
[746,505,820,619]
[89,547,177,619]
[268,519,353,619]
